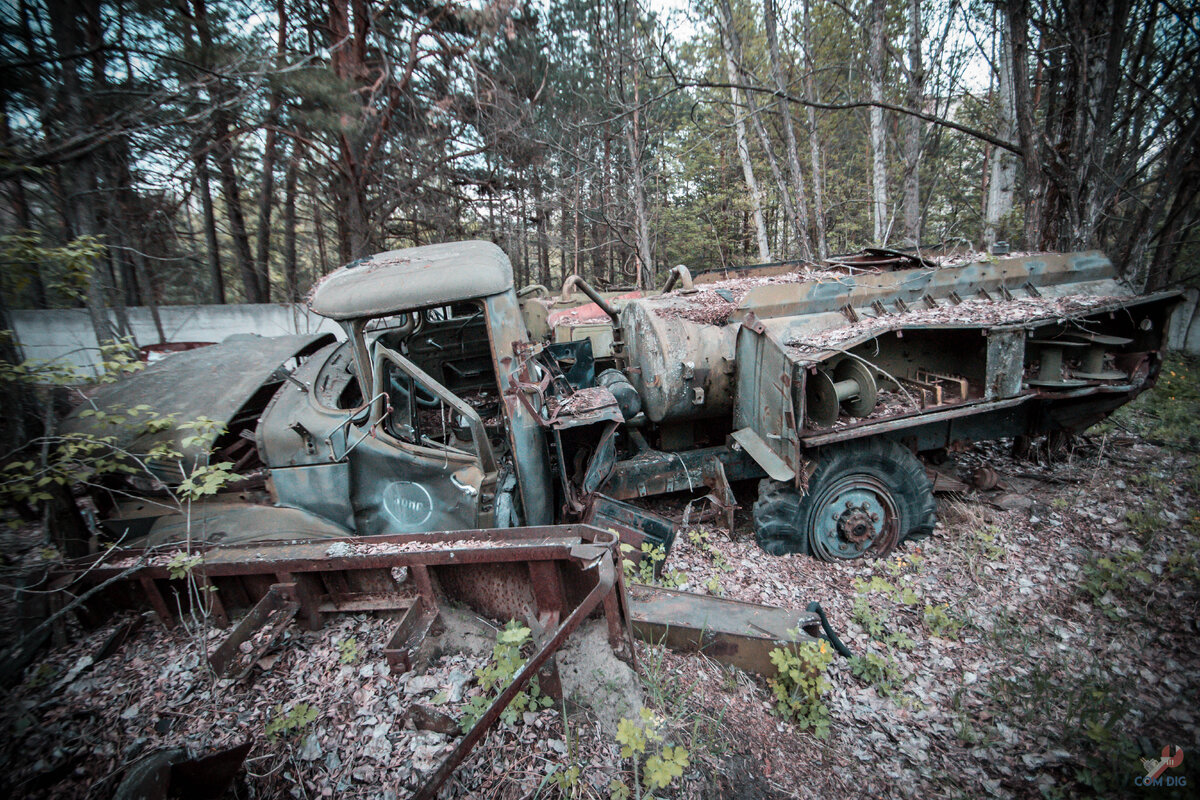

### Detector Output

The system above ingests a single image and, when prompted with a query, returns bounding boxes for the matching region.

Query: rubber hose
[805,601,853,658]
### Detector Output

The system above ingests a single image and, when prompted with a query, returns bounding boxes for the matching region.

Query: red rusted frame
[411,545,615,800]
[58,525,628,800]
[207,583,299,679]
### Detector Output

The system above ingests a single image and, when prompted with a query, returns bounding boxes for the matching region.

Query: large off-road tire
[752,438,936,561]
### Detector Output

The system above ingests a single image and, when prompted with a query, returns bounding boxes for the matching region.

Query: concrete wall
[10,288,1199,376]
[1167,287,1200,355]
[10,303,343,373]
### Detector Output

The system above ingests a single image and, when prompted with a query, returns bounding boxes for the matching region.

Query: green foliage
[848,651,902,695]
[176,461,241,501]
[686,529,731,571]
[851,593,889,639]
[1102,354,1200,451]
[1080,549,1153,619]
[611,707,689,798]
[166,550,203,580]
[1124,508,1161,542]
[459,620,553,731]
[767,641,833,738]
[337,636,360,664]
[0,231,104,305]
[922,604,964,639]
[265,702,318,739]
[621,542,686,589]
[549,763,581,791]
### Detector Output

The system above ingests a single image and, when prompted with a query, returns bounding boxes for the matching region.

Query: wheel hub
[810,477,900,560]
[836,504,878,543]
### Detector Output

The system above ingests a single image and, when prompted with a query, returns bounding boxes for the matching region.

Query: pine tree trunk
[196,151,225,303]
[282,145,301,302]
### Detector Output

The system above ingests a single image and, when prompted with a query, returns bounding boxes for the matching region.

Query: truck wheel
[752,439,936,560]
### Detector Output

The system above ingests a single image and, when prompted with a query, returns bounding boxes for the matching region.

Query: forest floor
[2,357,1198,799]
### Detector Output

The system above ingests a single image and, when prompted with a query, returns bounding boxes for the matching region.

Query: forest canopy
[1,0,1196,342]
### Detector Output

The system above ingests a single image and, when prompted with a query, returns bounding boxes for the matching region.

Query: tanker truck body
[68,242,1179,561]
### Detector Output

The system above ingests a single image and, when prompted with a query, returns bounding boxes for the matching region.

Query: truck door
[346,343,497,535]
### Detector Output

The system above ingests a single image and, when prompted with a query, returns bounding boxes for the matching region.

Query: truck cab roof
[308,240,513,321]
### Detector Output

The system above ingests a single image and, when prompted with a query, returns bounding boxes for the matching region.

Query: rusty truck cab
[281,241,554,534]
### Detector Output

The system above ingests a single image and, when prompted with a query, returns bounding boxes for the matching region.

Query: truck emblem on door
[383,481,434,528]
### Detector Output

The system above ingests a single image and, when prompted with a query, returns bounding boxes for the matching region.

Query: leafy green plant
[176,461,241,501]
[851,594,890,639]
[686,529,731,571]
[621,542,686,588]
[767,641,834,738]
[923,603,964,639]
[611,707,689,799]
[848,651,902,695]
[265,702,318,739]
[166,550,204,580]
[338,636,360,664]
[1080,549,1152,619]
[459,620,554,731]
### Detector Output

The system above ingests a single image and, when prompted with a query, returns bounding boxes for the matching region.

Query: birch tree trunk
[720,0,797,256]
[717,2,770,262]
[764,0,813,259]
[900,0,924,246]
[803,0,829,260]
[868,0,889,245]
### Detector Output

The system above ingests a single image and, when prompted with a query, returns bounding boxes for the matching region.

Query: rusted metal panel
[410,547,616,800]
[308,240,513,321]
[733,320,800,477]
[582,494,677,553]
[627,584,821,676]
[60,333,335,481]
[383,601,439,673]
[605,444,766,501]
[207,583,299,679]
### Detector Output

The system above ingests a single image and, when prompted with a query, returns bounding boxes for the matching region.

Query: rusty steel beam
[627,583,823,676]
[207,583,299,679]
[411,544,615,800]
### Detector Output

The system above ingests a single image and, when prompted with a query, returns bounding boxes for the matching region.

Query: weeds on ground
[610,708,690,799]
[459,620,553,731]
[848,651,902,695]
[1100,353,1200,451]
[767,640,833,738]
[622,543,686,589]
[265,702,318,740]
[686,529,732,572]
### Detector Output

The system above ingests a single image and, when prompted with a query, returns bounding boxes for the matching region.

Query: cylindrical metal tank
[620,300,738,423]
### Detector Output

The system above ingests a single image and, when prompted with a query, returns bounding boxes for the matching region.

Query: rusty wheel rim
[809,474,900,560]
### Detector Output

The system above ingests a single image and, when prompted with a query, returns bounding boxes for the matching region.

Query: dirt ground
[2,373,1199,799]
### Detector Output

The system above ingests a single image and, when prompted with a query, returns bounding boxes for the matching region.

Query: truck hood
[62,333,335,481]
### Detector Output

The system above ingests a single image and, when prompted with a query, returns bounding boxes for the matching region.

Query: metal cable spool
[805,359,878,427]
[1063,332,1132,380]
[1027,340,1088,388]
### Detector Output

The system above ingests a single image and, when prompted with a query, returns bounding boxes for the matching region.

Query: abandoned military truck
[73,241,1178,561]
